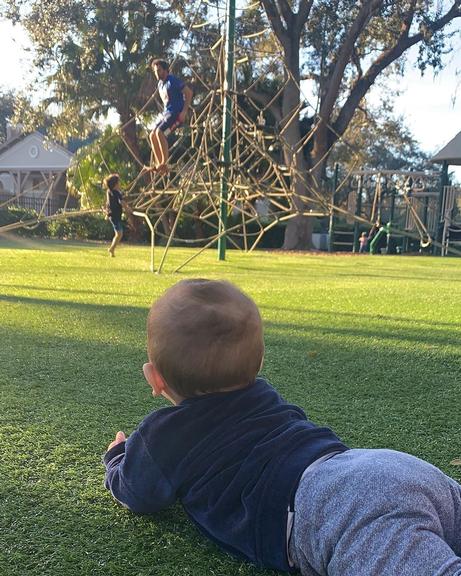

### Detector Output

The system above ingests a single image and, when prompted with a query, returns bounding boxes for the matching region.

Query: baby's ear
[259,353,264,372]
[142,362,166,396]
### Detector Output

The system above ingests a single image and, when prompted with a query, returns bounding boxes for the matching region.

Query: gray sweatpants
[289,449,461,576]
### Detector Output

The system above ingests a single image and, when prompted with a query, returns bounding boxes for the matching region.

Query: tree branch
[319,0,384,122]
[400,0,417,31]
[351,45,363,78]
[296,0,315,34]
[333,0,461,140]
[259,0,289,44]
[277,0,293,29]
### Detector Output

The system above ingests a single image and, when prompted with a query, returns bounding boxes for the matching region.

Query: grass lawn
[1,237,461,576]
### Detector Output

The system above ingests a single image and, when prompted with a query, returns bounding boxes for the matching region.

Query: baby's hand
[107,431,126,452]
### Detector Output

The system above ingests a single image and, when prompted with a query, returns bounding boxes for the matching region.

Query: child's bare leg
[108,230,123,256]
[147,130,162,171]
[156,128,169,174]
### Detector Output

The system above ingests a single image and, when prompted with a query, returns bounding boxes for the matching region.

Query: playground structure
[431,131,461,256]
[329,169,461,255]
[441,186,461,255]
[1,1,461,269]
[0,0,342,272]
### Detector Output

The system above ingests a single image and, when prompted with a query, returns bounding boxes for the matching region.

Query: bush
[48,212,113,241]
[0,207,49,237]
[0,205,298,248]
[0,207,115,241]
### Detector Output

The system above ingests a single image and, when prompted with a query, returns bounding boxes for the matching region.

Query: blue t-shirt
[158,74,185,115]
[104,378,348,571]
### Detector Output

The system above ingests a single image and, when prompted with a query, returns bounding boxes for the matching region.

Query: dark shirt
[104,378,348,572]
[106,189,123,221]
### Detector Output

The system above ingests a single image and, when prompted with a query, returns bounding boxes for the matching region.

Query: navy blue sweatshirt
[104,378,348,571]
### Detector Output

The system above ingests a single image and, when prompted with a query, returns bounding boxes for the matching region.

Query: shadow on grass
[1,294,460,351]
[260,304,460,330]
[0,283,142,298]
[264,320,459,349]
[0,293,149,338]
[225,262,461,283]
[335,271,461,282]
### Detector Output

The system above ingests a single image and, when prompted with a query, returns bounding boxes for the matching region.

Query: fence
[0,193,61,216]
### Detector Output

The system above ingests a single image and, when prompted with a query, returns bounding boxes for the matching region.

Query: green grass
[1,237,461,576]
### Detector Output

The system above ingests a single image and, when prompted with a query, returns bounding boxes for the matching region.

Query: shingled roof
[431,131,461,166]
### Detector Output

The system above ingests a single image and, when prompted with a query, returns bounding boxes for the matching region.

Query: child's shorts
[288,449,461,576]
[109,217,123,233]
[153,112,182,136]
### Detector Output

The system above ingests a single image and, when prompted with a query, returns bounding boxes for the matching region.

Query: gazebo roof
[431,131,461,166]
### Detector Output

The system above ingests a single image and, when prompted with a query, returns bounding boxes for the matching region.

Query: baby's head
[145,279,264,400]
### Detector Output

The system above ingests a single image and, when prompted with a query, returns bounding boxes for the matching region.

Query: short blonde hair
[147,279,264,397]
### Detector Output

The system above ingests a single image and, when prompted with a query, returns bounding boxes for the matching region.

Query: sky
[1,18,460,176]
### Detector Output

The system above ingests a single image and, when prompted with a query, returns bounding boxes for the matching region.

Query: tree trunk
[280,44,315,250]
[283,213,314,250]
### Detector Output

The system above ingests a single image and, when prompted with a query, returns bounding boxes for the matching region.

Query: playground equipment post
[218,0,236,261]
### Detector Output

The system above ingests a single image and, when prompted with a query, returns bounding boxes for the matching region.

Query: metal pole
[353,174,363,253]
[133,211,155,272]
[388,187,396,253]
[434,161,449,255]
[422,196,429,228]
[328,162,339,253]
[389,187,396,223]
[217,0,236,261]
[383,177,391,252]
[376,174,382,224]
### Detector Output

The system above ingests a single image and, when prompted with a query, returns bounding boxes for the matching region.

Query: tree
[331,101,429,172]
[249,0,461,248]
[0,90,16,143]
[0,0,183,164]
